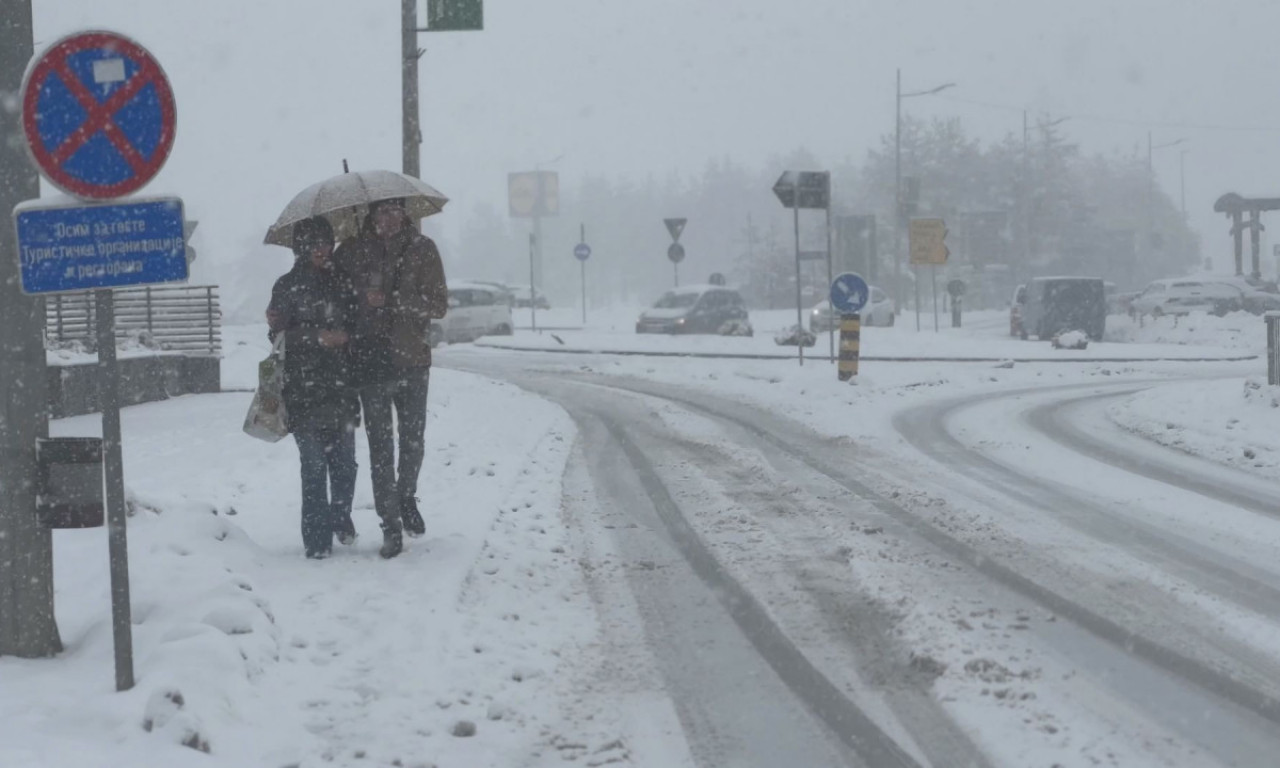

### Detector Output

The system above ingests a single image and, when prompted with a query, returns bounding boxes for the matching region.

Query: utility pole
[0,0,61,659]
[1022,110,1030,279]
[402,0,423,179]
[1179,150,1188,221]
[893,68,902,315]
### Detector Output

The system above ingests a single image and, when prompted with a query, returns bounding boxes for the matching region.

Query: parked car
[429,281,514,346]
[1129,279,1244,318]
[809,285,894,332]
[636,285,753,335]
[465,280,517,307]
[508,284,551,309]
[1017,276,1106,341]
[1009,284,1026,337]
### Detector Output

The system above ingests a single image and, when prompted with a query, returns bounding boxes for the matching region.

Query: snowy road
[445,347,1280,767]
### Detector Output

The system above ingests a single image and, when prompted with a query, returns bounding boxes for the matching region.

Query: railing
[45,285,222,357]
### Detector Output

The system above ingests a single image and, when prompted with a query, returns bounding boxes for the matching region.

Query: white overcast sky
[34,0,1280,315]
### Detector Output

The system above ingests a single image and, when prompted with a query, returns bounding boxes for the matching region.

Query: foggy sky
[35,0,1280,318]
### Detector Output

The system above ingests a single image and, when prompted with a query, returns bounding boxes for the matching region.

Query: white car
[1129,279,1243,317]
[809,285,894,332]
[430,282,514,346]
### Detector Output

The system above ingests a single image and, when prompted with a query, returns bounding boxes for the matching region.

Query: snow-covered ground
[1,360,656,767]
[475,309,1263,361]
[1109,375,1280,481]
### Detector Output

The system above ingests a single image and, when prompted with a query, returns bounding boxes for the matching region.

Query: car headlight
[812,309,820,315]
[675,317,685,325]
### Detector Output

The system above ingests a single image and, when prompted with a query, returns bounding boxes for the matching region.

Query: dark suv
[636,285,753,335]
[1017,276,1106,341]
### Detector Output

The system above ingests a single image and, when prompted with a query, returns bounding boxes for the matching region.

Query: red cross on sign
[21,30,177,200]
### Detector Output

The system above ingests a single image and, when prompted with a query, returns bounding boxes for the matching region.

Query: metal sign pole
[825,199,834,363]
[96,288,134,691]
[674,262,679,288]
[793,201,804,367]
[528,233,538,333]
[932,265,939,332]
[580,224,587,326]
[532,214,542,329]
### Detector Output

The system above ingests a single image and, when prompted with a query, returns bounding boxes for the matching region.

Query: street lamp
[1021,113,1069,278]
[1147,134,1188,278]
[894,69,956,317]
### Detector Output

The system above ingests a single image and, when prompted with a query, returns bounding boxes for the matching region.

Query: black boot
[401,496,425,538]
[380,521,404,559]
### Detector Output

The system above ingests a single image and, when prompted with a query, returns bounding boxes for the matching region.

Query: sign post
[0,0,61,662]
[509,170,559,325]
[14,29,183,692]
[772,171,831,367]
[574,224,591,326]
[908,218,949,333]
[830,272,869,381]
[665,217,686,287]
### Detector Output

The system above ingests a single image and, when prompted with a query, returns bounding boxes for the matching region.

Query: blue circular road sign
[830,272,869,314]
[22,30,177,200]
[574,242,591,261]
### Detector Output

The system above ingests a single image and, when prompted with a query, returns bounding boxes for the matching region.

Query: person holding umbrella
[264,169,450,560]
[335,198,448,559]
[265,216,361,560]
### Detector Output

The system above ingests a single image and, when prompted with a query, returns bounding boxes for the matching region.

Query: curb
[469,342,1259,365]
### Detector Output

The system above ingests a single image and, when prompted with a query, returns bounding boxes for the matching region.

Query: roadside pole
[826,202,834,363]
[0,0,61,660]
[932,265,939,332]
[793,199,804,367]
[528,233,538,333]
[96,290,133,690]
[401,0,422,179]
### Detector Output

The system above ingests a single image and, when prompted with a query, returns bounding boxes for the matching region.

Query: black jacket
[267,261,360,433]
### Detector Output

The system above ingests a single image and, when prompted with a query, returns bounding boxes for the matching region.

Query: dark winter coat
[333,222,448,382]
[267,261,361,433]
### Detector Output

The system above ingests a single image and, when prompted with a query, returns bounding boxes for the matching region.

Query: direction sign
[772,171,831,210]
[22,31,177,200]
[909,218,949,265]
[664,218,687,242]
[667,243,686,264]
[574,242,591,262]
[830,272,869,314]
[508,171,559,218]
[14,197,187,294]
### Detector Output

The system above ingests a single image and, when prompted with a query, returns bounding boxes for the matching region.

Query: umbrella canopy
[265,169,448,247]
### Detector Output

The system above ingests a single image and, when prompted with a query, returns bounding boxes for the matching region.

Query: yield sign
[664,217,687,242]
[21,30,177,200]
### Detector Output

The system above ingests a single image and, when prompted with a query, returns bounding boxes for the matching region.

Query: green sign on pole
[427,0,483,31]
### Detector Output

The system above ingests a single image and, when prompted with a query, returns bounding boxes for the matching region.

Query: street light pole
[1147,134,1188,279]
[893,71,955,327]
[1180,150,1188,221]
[401,0,423,179]
[893,68,902,316]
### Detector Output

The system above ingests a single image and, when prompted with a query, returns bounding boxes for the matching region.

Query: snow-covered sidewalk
[1,369,630,768]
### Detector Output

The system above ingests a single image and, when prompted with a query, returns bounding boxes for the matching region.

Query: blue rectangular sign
[14,197,188,295]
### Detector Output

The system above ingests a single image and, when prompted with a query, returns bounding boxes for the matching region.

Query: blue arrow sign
[574,242,591,262]
[14,197,188,294]
[830,272,869,314]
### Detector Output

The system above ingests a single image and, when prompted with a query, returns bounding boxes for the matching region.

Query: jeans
[360,367,430,529]
[295,426,358,555]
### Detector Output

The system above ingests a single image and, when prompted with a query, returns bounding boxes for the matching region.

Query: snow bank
[1109,376,1280,481]
[0,367,620,767]
[1105,310,1265,353]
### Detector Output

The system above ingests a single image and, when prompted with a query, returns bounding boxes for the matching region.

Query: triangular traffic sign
[664,218,687,242]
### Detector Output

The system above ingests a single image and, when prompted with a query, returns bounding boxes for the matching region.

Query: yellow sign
[507,171,560,218]
[909,218,949,265]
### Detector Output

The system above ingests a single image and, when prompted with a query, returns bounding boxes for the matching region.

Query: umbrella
[264,168,448,247]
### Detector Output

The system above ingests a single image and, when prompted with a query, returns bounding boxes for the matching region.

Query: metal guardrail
[45,285,221,357]
[1267,312,1280,385]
